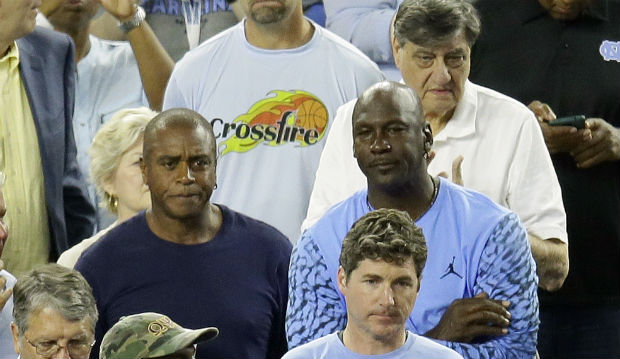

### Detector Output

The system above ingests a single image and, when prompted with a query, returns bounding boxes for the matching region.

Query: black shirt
[470,0,620,305]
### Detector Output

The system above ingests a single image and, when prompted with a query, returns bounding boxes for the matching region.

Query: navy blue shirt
[76,206,292,358]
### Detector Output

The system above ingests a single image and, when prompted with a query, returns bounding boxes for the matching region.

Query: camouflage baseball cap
[100,312,218,359]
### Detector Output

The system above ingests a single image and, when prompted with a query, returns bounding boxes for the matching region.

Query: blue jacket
[16,27,95,257]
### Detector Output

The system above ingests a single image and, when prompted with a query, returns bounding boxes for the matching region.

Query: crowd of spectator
[1,0,618,358]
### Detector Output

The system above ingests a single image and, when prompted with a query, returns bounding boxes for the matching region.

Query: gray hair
[88,107,157,213]
[12,264,98,335]
[394,0,481,48]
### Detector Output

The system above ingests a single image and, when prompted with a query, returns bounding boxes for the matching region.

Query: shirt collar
[0,42,20,71]
[432,80,477,142]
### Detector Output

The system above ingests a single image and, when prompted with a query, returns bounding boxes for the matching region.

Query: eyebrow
[446,48,468,56]
[36,334,90,342]
[361,274,383,280]
[412,49,434,56]
[189,154,210,160]
[157,155,181,162]
[68,335,90,341]
[412,47,468,56]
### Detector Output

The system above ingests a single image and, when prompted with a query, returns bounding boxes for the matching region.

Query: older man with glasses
[10,263,97,359]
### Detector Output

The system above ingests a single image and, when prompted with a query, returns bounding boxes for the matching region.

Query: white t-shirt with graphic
[164,19,383,241]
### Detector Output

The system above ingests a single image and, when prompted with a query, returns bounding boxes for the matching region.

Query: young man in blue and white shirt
[284,208,462,359]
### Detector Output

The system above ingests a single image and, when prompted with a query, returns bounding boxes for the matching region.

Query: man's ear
[337,266,347,295]
[423,122,433,149]
[11,322,20,356]
[392,36,402,70]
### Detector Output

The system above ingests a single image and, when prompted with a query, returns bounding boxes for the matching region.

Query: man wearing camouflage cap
[100,312,219,359]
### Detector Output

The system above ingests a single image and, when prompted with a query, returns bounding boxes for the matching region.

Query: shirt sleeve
[506,112,567,243]
[286,232,347,349]
[324,0,401,64]
[439,213,539,359]
[162,67,187,110]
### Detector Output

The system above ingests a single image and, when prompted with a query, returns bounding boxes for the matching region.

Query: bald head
[353,81,425,128]
[140,108,219,222]
[352,81,432,193]
[144,108,216,162]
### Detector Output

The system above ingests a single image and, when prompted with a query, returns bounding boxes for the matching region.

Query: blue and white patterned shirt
[286,178,539,359]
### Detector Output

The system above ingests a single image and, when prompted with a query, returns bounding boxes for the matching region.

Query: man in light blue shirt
[286,82,539,358]
[283,208,462,359]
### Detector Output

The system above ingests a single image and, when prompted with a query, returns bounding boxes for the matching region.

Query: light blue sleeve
[0,271,17,358]
[437,213,539,359]
[162,68,187,111]
[324,0,402,64]
[286,232,347,349]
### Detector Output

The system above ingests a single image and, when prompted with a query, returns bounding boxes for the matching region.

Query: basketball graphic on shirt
[218,90,329,155]
[296,98,328,135]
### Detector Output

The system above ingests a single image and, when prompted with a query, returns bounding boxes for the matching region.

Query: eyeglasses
[24,335,95,358]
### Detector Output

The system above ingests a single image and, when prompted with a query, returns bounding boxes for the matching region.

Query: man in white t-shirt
[283,208,462,359]
[163,0,384,242]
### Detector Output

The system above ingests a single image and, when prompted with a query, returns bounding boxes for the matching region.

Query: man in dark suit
[0,0,95,275]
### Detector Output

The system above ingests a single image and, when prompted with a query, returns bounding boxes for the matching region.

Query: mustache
[369,307,403,317]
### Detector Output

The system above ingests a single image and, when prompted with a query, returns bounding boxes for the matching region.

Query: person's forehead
[354,92,418,126]
[154,123,206,136]
[150,125,213,149]
[26,307,92,337]
[354,257,417,276]
[408,31,471,54]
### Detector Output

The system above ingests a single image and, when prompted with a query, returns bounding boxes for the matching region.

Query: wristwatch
[118,6,146,33]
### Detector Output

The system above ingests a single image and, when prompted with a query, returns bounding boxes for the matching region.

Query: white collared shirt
[303,80,567,243]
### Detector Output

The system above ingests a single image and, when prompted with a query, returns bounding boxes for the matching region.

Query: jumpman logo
[440,256,463,279]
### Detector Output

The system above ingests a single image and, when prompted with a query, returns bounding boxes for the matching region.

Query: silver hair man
[11,263,98,359]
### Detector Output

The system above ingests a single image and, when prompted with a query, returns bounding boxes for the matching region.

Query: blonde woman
[58,108,156,268]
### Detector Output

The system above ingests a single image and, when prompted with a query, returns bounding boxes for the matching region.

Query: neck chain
[366,176,439,221]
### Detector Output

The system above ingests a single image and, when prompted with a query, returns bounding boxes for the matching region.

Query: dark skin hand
[571,118,620,168]
[528,101,620,168]
[424,292,511,343]
[528,100,591,154]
